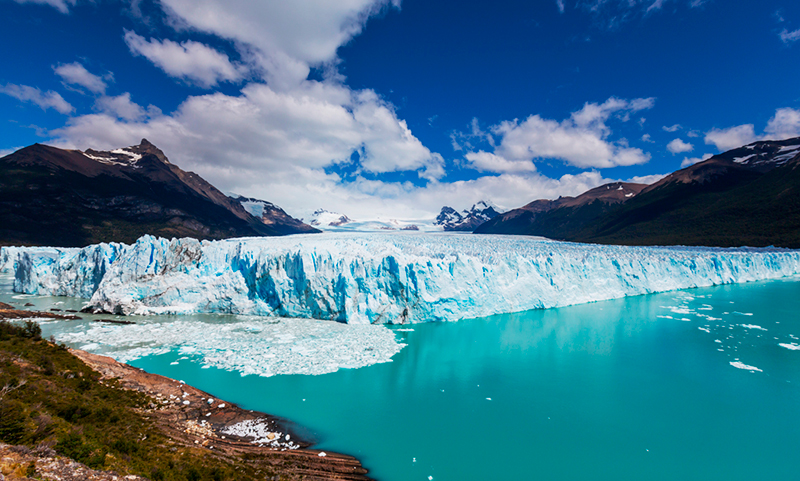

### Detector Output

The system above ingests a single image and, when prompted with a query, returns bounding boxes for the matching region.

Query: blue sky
[2,0,800,220]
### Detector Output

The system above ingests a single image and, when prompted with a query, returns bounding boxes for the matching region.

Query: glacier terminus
[4,232,800,325]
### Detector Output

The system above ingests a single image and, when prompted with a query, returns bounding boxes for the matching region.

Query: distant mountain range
[0,140,318,246]
[477,137,800,248]
[434,201,501,231]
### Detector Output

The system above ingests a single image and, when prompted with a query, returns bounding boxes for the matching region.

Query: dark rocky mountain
[229,195,319,235]
[435,201,501,231]
[476,137,800,248]
[0,140,318,247]
[474,182,646,237]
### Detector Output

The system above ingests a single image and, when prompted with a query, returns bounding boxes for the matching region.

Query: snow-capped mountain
[309,209,352,227]
[434,201,502,231]
[0,139,317,246]
[229,195,318,235]
[478,136,800,248]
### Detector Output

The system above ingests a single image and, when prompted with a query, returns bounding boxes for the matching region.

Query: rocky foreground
[0,303,371,481]
[68,349,371,480]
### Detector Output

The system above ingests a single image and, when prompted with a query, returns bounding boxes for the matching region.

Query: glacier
[4,232,800,324]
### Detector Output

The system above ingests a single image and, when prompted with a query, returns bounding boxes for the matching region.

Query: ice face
[5,233,800,324]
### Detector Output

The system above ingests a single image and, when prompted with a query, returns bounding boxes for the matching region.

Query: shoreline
[0,301,373,480]
[70,347,373,481]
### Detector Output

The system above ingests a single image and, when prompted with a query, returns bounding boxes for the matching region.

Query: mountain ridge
[475,137,800,248]
[0,140,317,246]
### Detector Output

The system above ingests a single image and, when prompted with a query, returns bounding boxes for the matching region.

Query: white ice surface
[54,316,404,377]
[6,233,800,324]
[729,361,762,372]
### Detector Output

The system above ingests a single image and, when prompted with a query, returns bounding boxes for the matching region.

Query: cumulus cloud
[159,0,400,88]
[53,62,108,94]
[704,107,800,152]
[94,93,161,121]
[704,124,757,151]
[465,151,536,174]
[667,138,693,154]
[52,79,441,186]
[764,107,800,139]
[662,124,681,132]
[0,83,73,114]
[680,153,713,168]
[13,0,75,14]
[626,173,667,184]
[779,28,800,44]
[124,31,246,88]
[477,97,654,170]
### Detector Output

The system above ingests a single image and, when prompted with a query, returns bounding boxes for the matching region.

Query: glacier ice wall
[6,233,800,324]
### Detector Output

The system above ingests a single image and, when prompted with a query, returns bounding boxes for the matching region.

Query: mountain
[474,182,646,237]
[434,201,501,231]
[230,195,319,235]
[308,209,352,228]
[476,137,800,248]
[0,140,318,246]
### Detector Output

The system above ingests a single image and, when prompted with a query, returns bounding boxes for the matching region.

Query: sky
[2,0,800,221]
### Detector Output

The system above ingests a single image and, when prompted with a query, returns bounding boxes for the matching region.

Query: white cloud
[779,28,800,44]
[486,97,654,169]
[556,0,565,14]
[641,133,653,142]
[667,138,693,154]
[13,0,75,14]
[662,124,681,132]
[53,62,108,94]
[124,31,246,88]
[703,107,800,152]
[764,107,800,140]
[0,83,73,114]
[159,0,400,88]
[465,151,536,174]
[52,79,441,186]
[680,153,713,168]
[94,93,160,121]
[704,124,756,151]
[626,173,667,184]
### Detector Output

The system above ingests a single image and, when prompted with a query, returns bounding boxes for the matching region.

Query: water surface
[4,275,799,480]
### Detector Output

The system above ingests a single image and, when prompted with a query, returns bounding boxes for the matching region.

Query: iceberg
[5,233,800,324]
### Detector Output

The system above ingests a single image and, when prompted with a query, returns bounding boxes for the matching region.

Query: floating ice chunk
[740,324,767,331]
[729,361,762,372]
[54,316,404,377]
[779,343,800,351]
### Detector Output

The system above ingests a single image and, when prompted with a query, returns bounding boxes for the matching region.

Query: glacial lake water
[3,274,799,480]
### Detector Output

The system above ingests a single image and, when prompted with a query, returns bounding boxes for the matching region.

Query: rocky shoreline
[0,302,373,481]
[70,349,372,481]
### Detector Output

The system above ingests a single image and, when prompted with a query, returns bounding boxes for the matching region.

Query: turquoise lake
[3,275,799,480]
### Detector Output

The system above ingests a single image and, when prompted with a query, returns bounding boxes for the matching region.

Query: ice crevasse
[4,233,800,324]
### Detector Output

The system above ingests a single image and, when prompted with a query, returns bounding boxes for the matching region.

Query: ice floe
[729,361,762,372]
[53,316,404,377]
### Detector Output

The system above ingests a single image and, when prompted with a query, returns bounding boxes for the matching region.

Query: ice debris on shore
[55,316,403,377]
[221,419,299,450]
[5,233,800,324]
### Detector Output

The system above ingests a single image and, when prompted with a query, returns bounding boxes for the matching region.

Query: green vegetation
[0,320,279,480]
